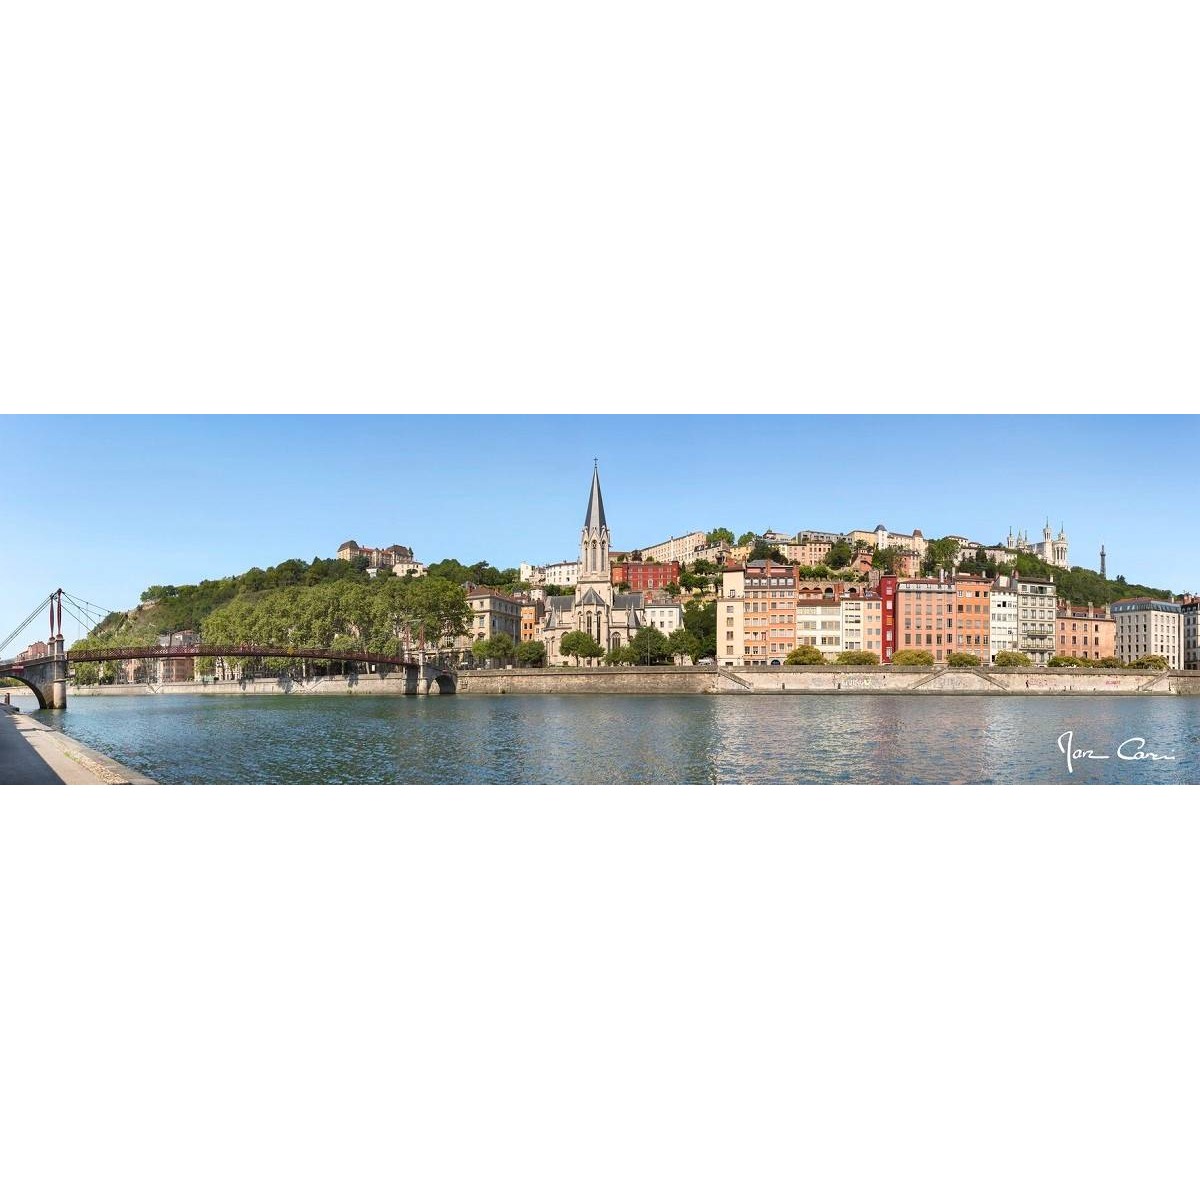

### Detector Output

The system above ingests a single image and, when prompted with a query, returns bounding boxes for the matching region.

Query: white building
[1111,598,1183,668]
[643,599,685,636]
[543,560,580,588]
[989,579,1020,661]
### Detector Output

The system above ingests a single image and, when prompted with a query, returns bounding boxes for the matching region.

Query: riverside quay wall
[65,666,1200,700]
[460,665,1200,696]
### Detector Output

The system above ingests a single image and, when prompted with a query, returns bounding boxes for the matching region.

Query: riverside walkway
[0,706,154,785]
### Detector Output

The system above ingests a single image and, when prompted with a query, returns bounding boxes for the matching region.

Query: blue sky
[1,414,1193,647]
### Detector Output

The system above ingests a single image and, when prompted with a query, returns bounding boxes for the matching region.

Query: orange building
[520,599,546,643]
[1055,604,1115,661]
[896,577,957,663]
[953,576,992,662]
[742,560,798,666]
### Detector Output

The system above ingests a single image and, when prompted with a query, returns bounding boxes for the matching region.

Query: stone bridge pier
[2,635,68,709]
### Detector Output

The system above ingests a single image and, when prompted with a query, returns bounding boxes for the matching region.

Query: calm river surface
[23,693,1200,784]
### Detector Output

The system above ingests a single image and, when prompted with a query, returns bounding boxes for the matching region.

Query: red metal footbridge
[1,589,455,709]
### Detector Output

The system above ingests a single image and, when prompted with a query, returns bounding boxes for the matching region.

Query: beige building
[840,594,883,656]
[337,540,414,570]
[720,566,746,667]
[639,531,709,567]
[462,587,523,655]
[987,573,1057,666]
[1111,598,1183,668]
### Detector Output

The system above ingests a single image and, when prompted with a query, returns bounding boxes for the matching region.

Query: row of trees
[73,575,474,680]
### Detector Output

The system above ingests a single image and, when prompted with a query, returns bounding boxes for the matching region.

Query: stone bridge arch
[1,671,49,710]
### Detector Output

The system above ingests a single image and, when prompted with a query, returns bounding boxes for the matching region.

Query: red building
[877,574,898,663]
[611,560,680,592]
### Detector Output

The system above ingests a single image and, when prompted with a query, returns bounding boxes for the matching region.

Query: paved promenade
[0,706,155,785]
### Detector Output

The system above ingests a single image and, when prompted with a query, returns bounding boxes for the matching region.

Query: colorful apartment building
[611,559,680,592]
[954,576,992,662]
[896,577,957,663]
[1054,605,1115,661]
[877,574,898,663]
[742,560,798,665]
[520,599,546,643]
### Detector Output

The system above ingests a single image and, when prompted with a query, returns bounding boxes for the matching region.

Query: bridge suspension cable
[0,592,58,656]
[60,592,114,637]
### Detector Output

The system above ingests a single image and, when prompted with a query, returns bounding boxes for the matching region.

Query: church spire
[583,460,607,534]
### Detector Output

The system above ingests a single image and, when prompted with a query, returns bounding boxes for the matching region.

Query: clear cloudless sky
[0,414,1194,648]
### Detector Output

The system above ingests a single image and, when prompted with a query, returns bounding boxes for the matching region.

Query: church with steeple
[541,462,646,664]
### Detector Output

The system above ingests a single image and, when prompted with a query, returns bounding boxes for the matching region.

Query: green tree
[488,633,516,664]
[947,652,980,667]
[516,640,546,667]
[1048,655,1086,668]
[736,531,757,547]
[921,538,960,576]
[707,528,735,547]
[824,540,853,569]
[871,546,902,574]
[891,649,936,666]
[560,631,604,665]
[994,651,1032,667]
[837,650,879,665]
[786,645,826,665]
[667,628,701,663]
[627,626,672,665]
[1129,655,1169,671]
[682,599,717,659]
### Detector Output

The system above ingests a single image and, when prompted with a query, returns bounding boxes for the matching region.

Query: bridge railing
[65,644,456,670]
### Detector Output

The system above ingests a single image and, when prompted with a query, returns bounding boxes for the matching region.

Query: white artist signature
[1057,730,1178,775]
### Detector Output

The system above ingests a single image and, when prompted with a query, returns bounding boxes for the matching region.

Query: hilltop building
[1005,522,1069,569]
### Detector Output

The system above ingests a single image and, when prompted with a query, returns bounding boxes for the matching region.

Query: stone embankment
[65,665,1200,700]
[0,706,155,785]
[459,665,1200,696]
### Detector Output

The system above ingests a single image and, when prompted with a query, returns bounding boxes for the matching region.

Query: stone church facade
[542,465,645,665]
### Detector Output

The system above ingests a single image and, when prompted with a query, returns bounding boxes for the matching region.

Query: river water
[21,693,1200,784]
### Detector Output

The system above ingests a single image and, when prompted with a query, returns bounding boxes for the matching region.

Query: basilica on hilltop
[1006,521,1069,569]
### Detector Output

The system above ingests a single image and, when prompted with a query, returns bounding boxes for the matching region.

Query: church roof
[577,587,606,607]
[613,591,644,610]
[583,463,607,532]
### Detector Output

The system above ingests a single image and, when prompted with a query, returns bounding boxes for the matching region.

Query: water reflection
[28,693,1200,786]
